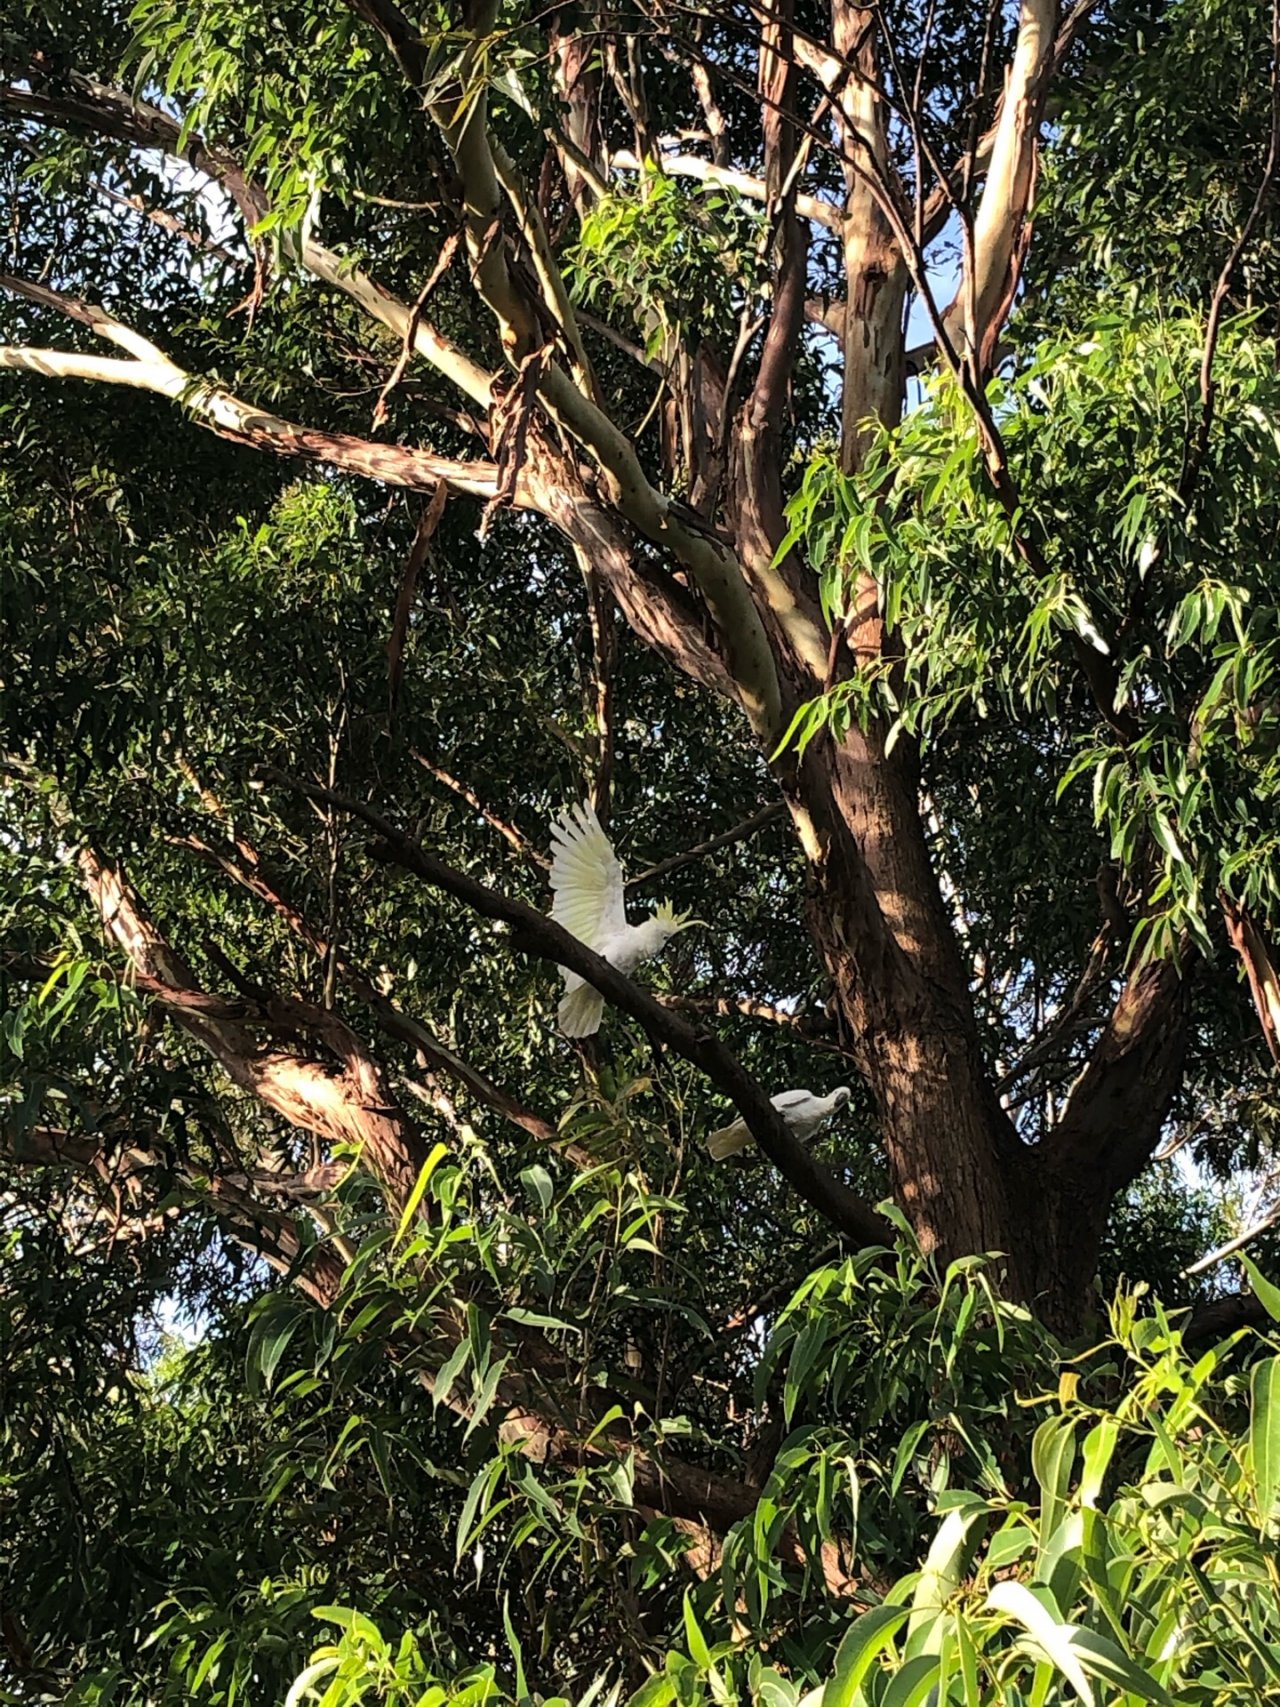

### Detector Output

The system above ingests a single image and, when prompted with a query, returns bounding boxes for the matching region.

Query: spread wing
[772,1089,814,1114]
[549,801,627,951]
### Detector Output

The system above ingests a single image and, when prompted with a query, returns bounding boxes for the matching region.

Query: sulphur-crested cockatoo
[549,801,700,1036]
[705,1086,852,1162]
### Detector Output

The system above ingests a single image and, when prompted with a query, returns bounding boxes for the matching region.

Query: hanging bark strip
[372,231,461,429]
[1221,892,1280,1068]
[484,343,552,526]
[387,478,449,717]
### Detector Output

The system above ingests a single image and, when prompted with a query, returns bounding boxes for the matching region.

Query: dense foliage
[4,0,1280,1699]
[8,1234,1280,1704]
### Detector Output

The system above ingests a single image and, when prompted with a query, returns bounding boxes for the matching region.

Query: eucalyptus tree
[3,0,1280,1684]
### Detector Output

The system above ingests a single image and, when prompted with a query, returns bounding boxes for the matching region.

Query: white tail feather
[558,981,605,1038]
[705,1120,750,1162]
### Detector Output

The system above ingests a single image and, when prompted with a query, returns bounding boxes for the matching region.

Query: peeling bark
[956,0,1060,376]
[79,848,431,1206]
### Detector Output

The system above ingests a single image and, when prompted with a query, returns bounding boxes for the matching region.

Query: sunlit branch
[0,70,496,411]
[610,146,842,230]
[0,274,498,498]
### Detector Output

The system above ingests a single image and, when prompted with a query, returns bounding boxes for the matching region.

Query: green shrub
[272,1256,1280,1707]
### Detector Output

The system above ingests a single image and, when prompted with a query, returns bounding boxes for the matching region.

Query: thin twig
[626,802,785,888]
[408,750,549,867]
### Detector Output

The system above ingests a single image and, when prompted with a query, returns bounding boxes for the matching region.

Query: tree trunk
[788,735,1022,1249]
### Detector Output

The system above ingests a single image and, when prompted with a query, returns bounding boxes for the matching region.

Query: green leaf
[518,1163,554,1213]
[879,1654,939,1707]
[1241,1255,1280,1323]
[822,1605,910,1707]
[394,1141,450,1245]
[1064,1629,1176,1705]
[1031,1414,1076,1547]
[1250,1354,1280,1524]
[248,1304,301,1392]
[624,1678,676,1707]
[681,1592,711,1670]
[907,1504,987,1650]
[1078,1417,1119,1508]
[432,1338,472,1412]
[985,1582,1093,1705]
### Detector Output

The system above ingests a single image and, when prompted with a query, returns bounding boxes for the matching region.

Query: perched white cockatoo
[705,1086,852,1162]
[549,800,700,1036]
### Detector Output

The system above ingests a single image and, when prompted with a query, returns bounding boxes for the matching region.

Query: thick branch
[171,827,570,1155]
[728,0,830,687]
[1045,957,1191,1190]
[536,365,784,739]
[1182,1291,1273,1347]
[2,276,734,713]
[259,767,889,1249]
[78,847,431,1204]
[958,0,1059,375]
[518,439,739,705]
[0,273,498,499]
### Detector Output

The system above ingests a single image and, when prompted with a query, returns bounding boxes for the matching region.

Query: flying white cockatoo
[705,1086,852,1161]
[548,800,700,1036]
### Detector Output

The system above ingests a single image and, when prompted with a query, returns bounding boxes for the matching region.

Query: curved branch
[0,271,736,706]
[1045,957,1191,1190]
[0,272,498,498]
[259,766,890,1250]
[78,847,432,1204]
[610,146,841,230]
[0,338,496,495]
[0,69,495,410]
[170,827,571,1154]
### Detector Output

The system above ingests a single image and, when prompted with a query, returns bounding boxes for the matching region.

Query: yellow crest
[654,901,702,933]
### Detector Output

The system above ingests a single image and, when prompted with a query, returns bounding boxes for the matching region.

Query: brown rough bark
[790,739,1024,1264]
